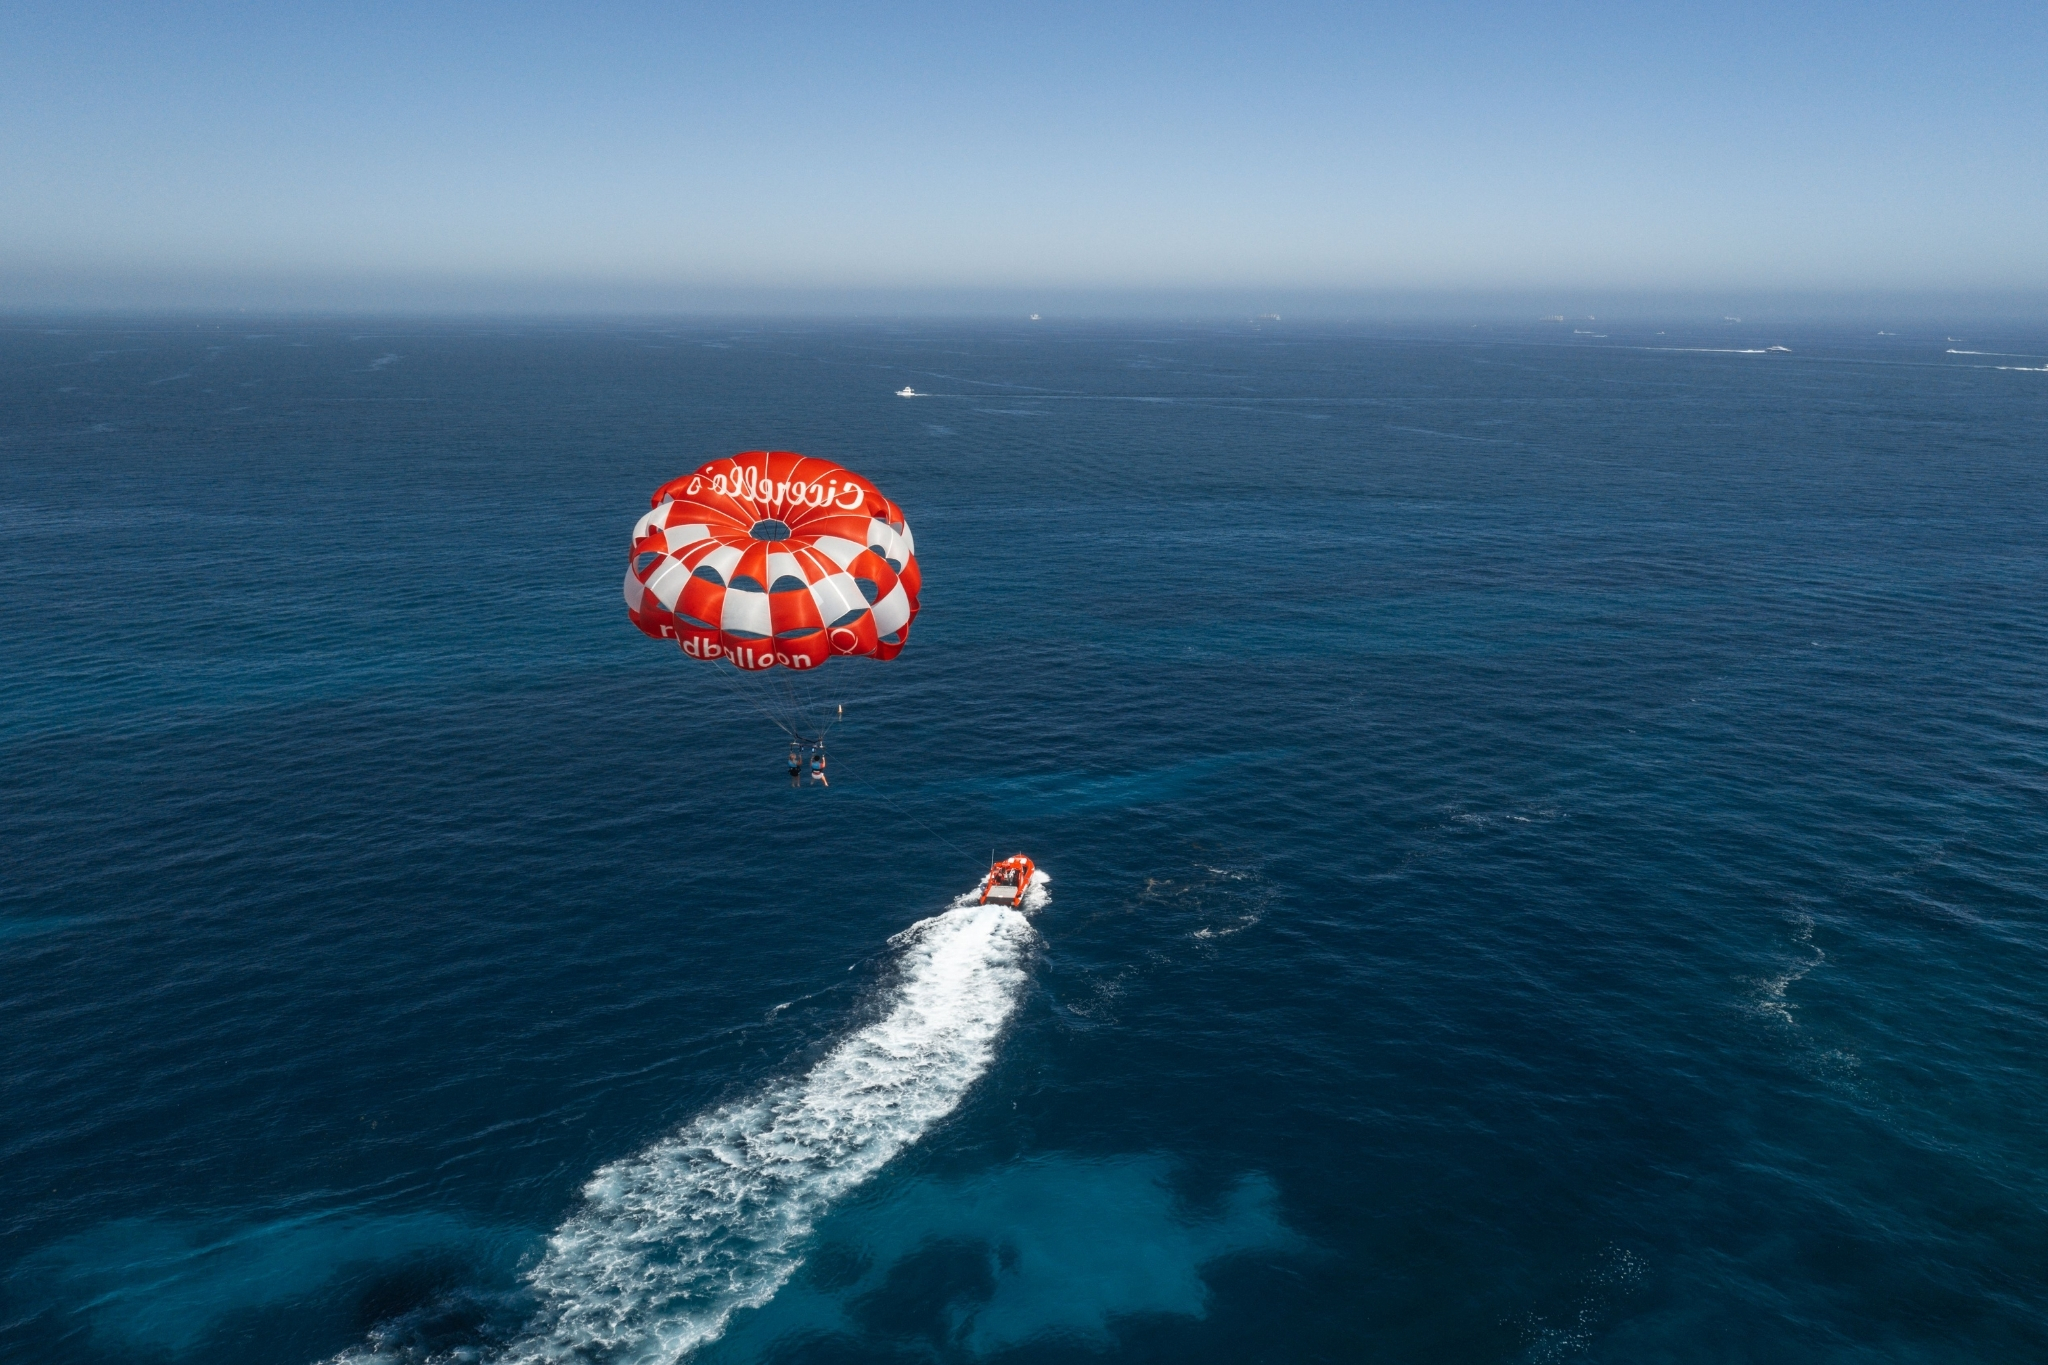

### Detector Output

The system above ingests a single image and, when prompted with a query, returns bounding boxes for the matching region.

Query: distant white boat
[1766,346,1792,353]
[1029,314,1040,321]
[896,386,917,398]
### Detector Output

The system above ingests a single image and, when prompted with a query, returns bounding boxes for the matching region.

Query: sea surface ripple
[3,318,2046,1364]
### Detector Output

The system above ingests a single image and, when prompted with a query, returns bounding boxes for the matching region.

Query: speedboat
[896,386,917,397]
[978,853,1036,908]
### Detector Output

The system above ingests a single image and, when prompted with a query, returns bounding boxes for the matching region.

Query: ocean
[2,317,2045,1364]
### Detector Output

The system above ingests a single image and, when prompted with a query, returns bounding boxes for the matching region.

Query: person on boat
[810,748,828,787]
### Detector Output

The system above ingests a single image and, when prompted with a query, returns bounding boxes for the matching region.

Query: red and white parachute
[624,451,920,738]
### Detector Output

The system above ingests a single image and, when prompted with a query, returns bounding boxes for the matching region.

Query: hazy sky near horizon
[4,1,2045,305]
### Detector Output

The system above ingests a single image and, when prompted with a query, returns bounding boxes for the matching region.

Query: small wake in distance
[344,874,1047,1365]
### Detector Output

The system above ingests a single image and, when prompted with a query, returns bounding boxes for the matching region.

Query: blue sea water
[2,317,2046,1364]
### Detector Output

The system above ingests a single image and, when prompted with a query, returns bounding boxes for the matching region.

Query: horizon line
[4,284,2046,326]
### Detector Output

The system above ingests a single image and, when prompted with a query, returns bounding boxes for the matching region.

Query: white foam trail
[498,875,1048,1364]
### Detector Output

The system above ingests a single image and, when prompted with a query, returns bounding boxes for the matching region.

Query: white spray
[492,875,1048,1364]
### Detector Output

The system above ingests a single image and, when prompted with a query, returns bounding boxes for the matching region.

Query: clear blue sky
[4,1,2043,311]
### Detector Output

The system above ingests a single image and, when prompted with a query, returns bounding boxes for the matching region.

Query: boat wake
[343,875,1046,1365]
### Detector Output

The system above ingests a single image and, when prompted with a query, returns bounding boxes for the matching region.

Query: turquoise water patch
[701,1155,1296,1361]
[15,1210,520,1358]
[0,915,89,941]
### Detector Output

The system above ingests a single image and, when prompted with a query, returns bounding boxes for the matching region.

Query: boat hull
[977,853,1038,910]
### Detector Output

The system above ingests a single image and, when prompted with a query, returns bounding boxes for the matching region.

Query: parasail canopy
[624,451,920,675]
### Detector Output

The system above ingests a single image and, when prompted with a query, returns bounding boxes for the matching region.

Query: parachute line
[828,755,985,871]
[700,654,803,740]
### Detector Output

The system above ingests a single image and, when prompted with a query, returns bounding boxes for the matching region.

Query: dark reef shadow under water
[3,318,2046,1364]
